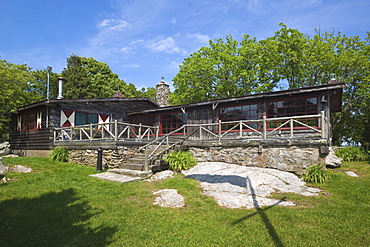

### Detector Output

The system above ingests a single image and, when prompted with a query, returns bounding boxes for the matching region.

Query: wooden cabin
[9,80,345,156]
[9,97,158,153]
[129,81,345,141]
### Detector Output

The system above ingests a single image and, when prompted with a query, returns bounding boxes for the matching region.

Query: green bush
[50,147,69,162]
[165,151,197,171]
[335,146,369,162]
[302,164,330,184]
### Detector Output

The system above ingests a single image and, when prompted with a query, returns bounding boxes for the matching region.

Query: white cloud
[122,64,139,68]
[171,17,177,24]
[188,33,210,45]
[120,39,144,53]
[98,18,130,31]
[149,37,181,54]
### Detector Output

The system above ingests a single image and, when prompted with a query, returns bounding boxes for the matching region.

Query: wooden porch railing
[53,121,159,142]
[138,111,326,170]
[54,112,326,143]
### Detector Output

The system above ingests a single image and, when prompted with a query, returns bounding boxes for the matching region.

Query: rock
[0,141,10,155]
[0,158,9,178]
[182,162,321,209]
[149,170,174,182]
[345,171,359,177]
[325,150,342,167]
[12,165,33,173]
[3,154,19,158]
[153,189,185,208]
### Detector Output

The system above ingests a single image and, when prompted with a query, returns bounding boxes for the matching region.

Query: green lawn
[1,157,369,247]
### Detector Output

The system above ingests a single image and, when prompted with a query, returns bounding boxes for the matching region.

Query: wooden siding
[10,129,53,150]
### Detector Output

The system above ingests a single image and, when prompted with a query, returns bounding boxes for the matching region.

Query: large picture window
[267,97,318,128]
[160,112,188,135]
[219,104,259,131]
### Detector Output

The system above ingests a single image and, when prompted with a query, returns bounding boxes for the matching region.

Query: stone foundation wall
[188,146,325,174]
[68,146,139,169]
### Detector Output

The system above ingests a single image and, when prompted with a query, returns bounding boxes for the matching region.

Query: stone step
[90,172,143,183]
[120,163,144,171]
[108,168,152,178]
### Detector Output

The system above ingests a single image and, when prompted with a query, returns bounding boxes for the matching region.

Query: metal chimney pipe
[57,77,65,99]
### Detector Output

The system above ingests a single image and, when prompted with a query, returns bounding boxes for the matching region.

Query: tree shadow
[233,177,286,247]
[0,188,116,247]
[186,174,247,188]
[186,173,285,247]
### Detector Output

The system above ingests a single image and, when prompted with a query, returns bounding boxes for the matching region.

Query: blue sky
[1,0,369,90]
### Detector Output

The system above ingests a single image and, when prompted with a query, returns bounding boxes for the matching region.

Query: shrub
[165,151,197,171]
[302,164,330,184]
[50,147,69,162]
[335,146,369,162]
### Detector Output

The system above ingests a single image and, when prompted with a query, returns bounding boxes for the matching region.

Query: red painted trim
[265,96,319,130]
[218,103,259,133]
[159,111,187,135]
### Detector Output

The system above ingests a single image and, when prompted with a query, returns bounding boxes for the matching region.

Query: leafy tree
[61,55,154,99]
[0,60,34,139]
[171,24,370,148]
[30,69,59,100]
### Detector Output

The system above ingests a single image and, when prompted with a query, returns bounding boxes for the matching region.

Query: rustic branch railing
[54,112,326,143]
[138,112,326,170]
[53,121,159,142]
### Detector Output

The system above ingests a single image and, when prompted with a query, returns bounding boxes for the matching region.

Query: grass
[1,157,369,247]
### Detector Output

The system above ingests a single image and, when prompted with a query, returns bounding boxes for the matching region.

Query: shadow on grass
[233,177,285,247]
[187,173,286,246]
[0,188,116,247]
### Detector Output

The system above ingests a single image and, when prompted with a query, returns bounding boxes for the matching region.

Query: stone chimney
[156,77,170,107]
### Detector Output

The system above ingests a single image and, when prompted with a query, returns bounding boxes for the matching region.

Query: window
[132,115,156,126]
[219,104,259,131]
[161,112,188,134]
[267,97,318,128]
[18,111,42,131]
[75,112,98,126]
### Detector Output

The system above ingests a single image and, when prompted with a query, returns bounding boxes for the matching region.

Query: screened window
[21,113,37,131]
[267,97,318,128]
[161,112,188,134]
[132,115,156,126]
[219,104,258,131]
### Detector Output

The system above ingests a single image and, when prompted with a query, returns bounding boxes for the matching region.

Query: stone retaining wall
[68,146,139,169]
[64,141,338,174]
[188,146,325,174]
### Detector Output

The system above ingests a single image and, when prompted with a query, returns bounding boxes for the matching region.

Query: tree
[61,55,126,98]
[30,69,59,100]
[0,60,34,139]
[171,24,370,148]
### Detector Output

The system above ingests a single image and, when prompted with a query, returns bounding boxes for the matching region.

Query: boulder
[153,189,185,208]
[325,150,342,168]
[12,165,33,173]
[0,141,10,155]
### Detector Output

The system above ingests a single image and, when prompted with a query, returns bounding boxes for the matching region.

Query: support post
[144,147,149,171]
[290,119,294,138]
[114,120,118,140]
[96,147,103,172]
[321,111,326,138]
[263,115,267,139]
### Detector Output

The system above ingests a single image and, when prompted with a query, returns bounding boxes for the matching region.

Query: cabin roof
[16,97,159,112]
[128,81,346,115]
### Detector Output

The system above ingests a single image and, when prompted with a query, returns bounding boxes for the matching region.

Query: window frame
[266,96,319,130]
[218,103,259,132]
[75,111,98,126]
[160,111,188,135]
